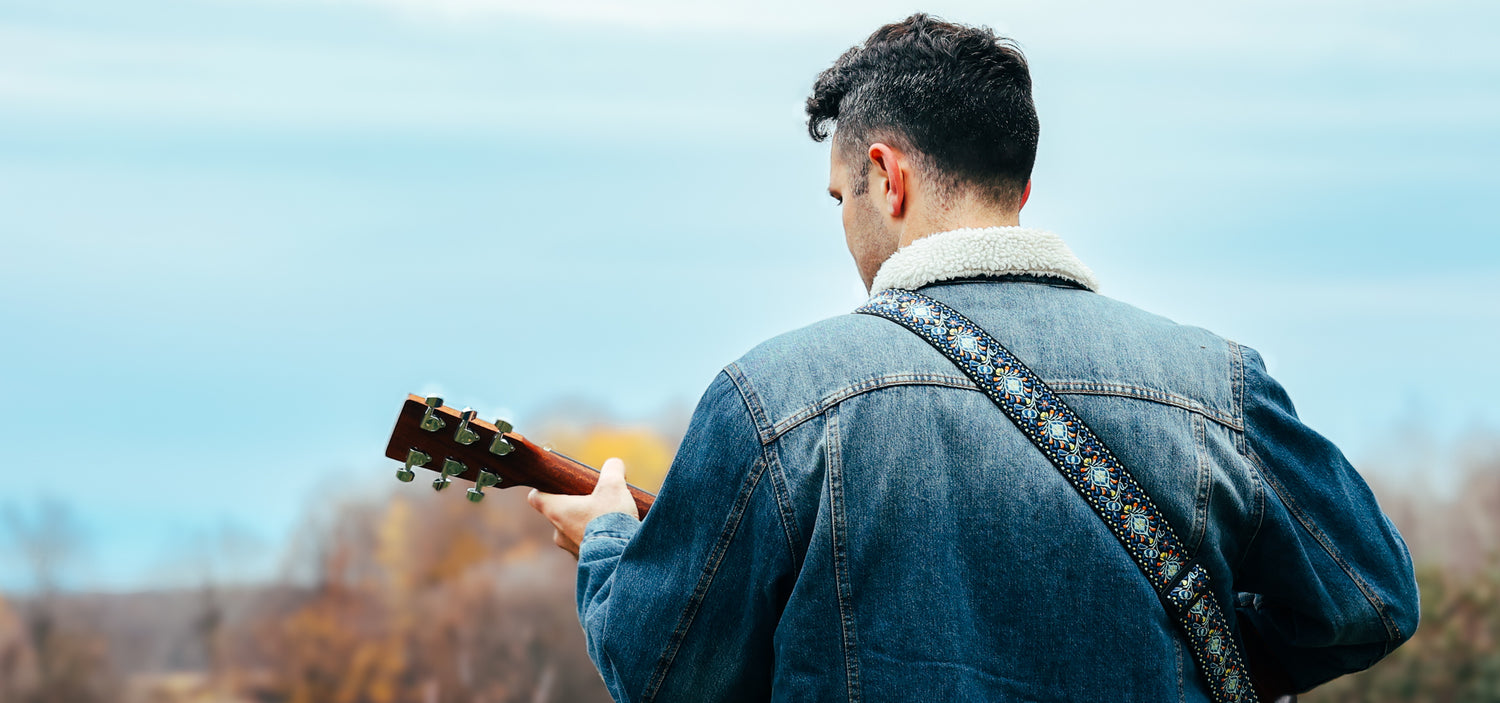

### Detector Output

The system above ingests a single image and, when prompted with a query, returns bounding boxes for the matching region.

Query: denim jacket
[576,227,1419,702]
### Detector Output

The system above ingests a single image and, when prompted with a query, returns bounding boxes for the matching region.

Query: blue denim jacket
[575,228,1419,702]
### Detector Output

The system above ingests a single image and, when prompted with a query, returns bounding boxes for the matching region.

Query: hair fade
[806,13,1039,208]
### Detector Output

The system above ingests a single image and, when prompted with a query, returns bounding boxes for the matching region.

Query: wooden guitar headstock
[384,394,655,517]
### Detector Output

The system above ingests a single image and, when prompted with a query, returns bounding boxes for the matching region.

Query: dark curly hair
[806,13,1038,209]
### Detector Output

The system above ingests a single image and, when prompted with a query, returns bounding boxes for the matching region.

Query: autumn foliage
[1,425,1498,702]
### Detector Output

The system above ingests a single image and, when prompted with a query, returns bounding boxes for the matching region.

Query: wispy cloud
[288,0,1500,68]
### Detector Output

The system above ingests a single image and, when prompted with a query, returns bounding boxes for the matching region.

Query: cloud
[0,21,800,138]
[4,0,1496,138]
[289,0,1500,69]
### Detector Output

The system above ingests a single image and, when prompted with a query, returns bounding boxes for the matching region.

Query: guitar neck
[384,394,655,517]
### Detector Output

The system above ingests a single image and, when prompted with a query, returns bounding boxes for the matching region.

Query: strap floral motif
[856,288,1256,703]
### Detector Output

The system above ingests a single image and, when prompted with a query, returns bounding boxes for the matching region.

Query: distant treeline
[1,426,1496,702]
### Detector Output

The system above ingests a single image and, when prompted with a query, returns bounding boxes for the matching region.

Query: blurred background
[2,0,1497,700]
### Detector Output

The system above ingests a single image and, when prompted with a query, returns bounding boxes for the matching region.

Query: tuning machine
[454,408,481,445]
[467,470,500,502]
[397,448,430,482]
[489,418,514,456]
[433,458,465,491]
[420,396,446,432]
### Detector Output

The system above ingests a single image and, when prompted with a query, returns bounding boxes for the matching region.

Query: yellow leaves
[549,426,675,493]
[164,420,684,703]
[376,498,413,601]
[429,529,487,585]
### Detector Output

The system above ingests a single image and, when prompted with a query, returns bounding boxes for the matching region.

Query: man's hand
[527,457,639,558]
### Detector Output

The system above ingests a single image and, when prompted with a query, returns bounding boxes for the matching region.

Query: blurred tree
[0,595,39,703]
[2,500,113,703]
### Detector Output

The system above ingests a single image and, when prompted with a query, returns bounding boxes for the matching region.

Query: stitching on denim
[762,438,803,563]
[640,457,771,702]
[1229,344,1265,575]
[768,373,979,440]
[1228,341,1246,429]
[1250,445,1403,644]
[1232,444,1265,576]
[726,362,777,445]
[728,364,804,590]
[1190,413,1211,555]
[1175,635,1186,703]
[762,375,1241,444]
[1047,380,1242,430]
[826,406,862,703]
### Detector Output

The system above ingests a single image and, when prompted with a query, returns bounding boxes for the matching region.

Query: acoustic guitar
[383,394,1296,703]
[383,394,655,517]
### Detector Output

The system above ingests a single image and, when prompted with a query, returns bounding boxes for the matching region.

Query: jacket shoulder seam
[725,362,777,444]
[723,363,804,570]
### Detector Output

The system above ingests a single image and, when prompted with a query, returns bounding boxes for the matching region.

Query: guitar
[382,394,656,517]
[383,394,1295,702]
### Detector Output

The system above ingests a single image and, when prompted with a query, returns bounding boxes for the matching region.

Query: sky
[1,0,1497,591]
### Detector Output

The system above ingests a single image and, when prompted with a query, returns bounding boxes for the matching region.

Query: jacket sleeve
[574,368,795,702]
[1232,345,1420,692]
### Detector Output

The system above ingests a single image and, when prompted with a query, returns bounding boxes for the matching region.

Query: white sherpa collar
[868,226,1099,294]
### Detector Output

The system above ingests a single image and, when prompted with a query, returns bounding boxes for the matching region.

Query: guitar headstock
[384,394,655,516]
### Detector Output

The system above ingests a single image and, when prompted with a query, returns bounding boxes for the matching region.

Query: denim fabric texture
[575,275,1419,702]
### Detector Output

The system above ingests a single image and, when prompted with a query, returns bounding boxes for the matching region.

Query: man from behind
[530,13,1420,702]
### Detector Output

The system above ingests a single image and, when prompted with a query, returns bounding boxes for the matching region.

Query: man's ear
[1019,179,1032,211]
[867,143,906,218]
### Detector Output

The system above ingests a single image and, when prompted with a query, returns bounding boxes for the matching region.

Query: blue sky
[2,0,1497,591]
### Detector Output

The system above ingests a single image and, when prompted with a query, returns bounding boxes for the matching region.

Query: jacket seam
[825,405,862,703]
[640,455,772,702]
[1229,341,1247,429]
[762,438,803,565]
[1048,381,1242,431]
[1232,439,1267,575]
[762,374,1240,443]
[725,362,777,445]
[1175,635,1186,703]
[1189,413,1211,555]
[1230,343,1265,574]
[725,364,804,579]
[769,373,978,441]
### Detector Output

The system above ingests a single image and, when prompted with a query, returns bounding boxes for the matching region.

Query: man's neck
[897,211,1022,248]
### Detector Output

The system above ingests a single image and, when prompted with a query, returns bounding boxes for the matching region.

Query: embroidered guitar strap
[856,288,1257,703]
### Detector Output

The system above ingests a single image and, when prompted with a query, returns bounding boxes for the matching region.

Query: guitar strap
[855,288,1258,703]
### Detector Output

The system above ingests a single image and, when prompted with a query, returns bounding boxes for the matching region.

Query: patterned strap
[856,289,1257,703]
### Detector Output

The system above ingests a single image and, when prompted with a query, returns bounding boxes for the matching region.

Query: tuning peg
[489,419,514,456]
[454,408,480,445]
[466,470,500,502]
[420,396,447,432]
[433,458,464,491]
[397,448,430,482]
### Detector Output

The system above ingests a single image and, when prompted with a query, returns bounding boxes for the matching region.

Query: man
[529,13,1419,702]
